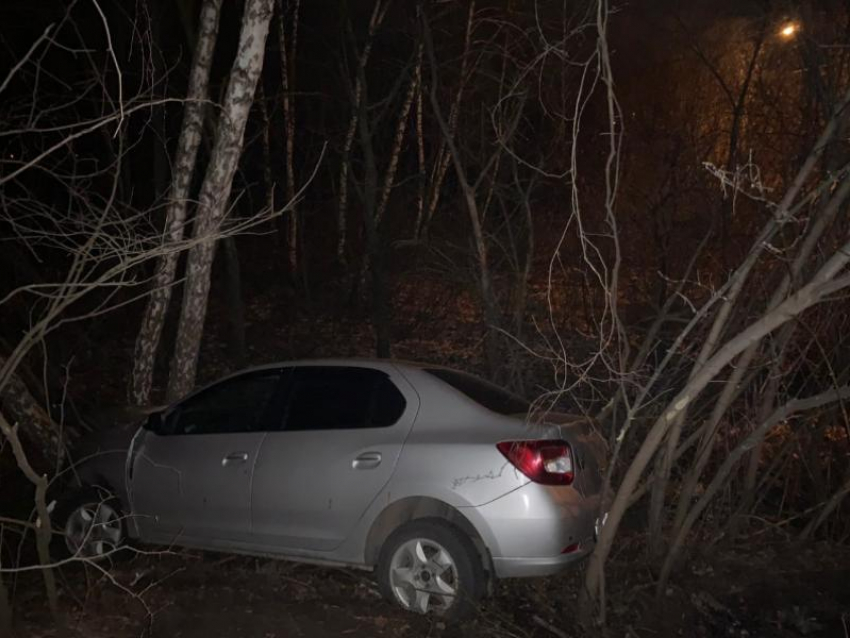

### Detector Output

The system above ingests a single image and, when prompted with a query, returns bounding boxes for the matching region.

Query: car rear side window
[424,368,529,416]
[164,371,282,435]
[284,367,406,430]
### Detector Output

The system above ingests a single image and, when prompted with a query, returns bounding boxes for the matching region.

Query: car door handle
[352,452,382,470]
[222,452,249,466]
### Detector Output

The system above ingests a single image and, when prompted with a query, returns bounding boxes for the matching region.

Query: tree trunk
[413,53,425,235]
[422,2,507,378]
[336,0,388,263]
[0,353,63,468]
[276,0,301,279]
[150,0,171,207]
[130,0,223,406]
[0,414,59,622]
[356,52,420,284]
[0,573,10,638]
[222,236,247,366]
[729,369,782,537]
[416,0,474,240]
[800,464,850,540]
[167,0,275,401]
[356,58,392,359]
[718,29,764,264]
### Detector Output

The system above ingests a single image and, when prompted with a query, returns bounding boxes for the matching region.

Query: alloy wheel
[64,501,123,558]
[388,537,459,614]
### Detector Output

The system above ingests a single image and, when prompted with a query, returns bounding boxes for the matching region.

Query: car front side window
[162,371,282,435]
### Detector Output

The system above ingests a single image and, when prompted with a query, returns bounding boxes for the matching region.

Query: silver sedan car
[55,359,607,618]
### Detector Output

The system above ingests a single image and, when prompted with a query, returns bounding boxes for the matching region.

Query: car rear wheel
[52,487,126,560]
[377,519,485,620]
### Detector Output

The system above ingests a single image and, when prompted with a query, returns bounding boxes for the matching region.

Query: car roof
[174,358,481,409]
[238,357,452,374]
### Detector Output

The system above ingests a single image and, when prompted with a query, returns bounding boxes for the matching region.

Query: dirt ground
[10,534,850,638]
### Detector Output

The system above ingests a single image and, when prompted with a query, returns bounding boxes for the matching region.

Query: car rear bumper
[461,481,601,579]
[492,543,594,577]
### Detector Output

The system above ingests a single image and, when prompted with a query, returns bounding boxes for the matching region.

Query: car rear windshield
[424,368,530,416]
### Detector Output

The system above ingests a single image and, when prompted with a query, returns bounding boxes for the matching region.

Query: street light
[779,22,798,39]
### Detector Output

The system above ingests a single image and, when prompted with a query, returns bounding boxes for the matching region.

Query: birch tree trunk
[167,0,275,401]
[129,0,223,406]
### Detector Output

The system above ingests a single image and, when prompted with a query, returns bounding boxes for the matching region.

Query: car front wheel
[377,519,485,620]
[52,487,126,560]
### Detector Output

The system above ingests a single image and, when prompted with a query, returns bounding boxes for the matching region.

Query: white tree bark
[167,0,275,401]
[129,0,223,406]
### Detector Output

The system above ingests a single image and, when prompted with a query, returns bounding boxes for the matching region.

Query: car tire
[51,486,127,562]
[377,519,486,620]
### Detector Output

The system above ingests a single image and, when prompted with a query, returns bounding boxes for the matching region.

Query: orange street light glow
[780,23,798,38]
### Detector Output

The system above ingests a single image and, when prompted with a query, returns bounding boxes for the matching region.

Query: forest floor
[12,533,850,638]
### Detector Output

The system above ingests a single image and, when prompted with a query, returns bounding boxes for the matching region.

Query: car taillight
[497,440,574,485]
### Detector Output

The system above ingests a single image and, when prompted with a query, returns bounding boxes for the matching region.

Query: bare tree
[336,0,390,265]
[0,4,286,625]
[645,13,768,552]
[167,0,276,400]
[581,84,850,618]
[130,0,223,406]
[421,0,584,385]
[423,3,505,376]
[276,0,302,277]
[351,21,422,357]
[414,1,475,241]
